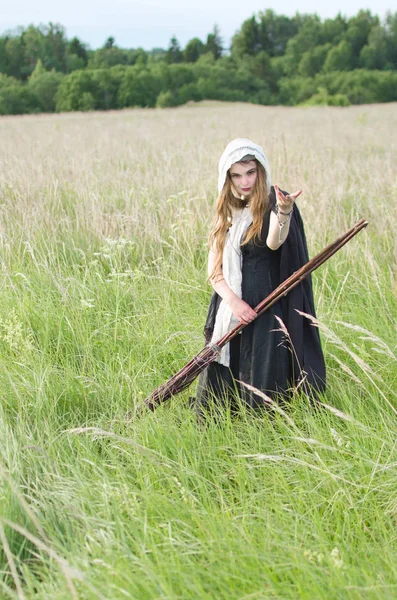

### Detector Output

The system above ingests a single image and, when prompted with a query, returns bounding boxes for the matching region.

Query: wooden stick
[143,218,368,410]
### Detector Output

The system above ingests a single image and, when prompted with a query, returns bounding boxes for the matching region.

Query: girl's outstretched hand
[274,184,302,213]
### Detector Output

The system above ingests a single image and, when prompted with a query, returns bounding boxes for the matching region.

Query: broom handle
[143,218,368,410]
[216,218,368,348]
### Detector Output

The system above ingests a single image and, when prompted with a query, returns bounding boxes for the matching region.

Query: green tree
[156,89,176,107]
[251,50,272,79]
[118,63,163,108]
[65,53,86,72]
[318,69,397,103]
[231,11,299,59]
[177,82,202,103]
[28,60,64,111]
[118,66,163,107]
[29,57,46,79]
[184,38,205,63]
[258,10,299,57]
[21,25,47,77]
[359,26,389,69]
[236,51,277,91]
[385,11,397,68]
[88,46,128,68]
[0,24,70,80]
[88,46,148,69]
[321,14,347,45]
[0,36,8,74]
[55,70,99,111]
[299,44,331,77]
[69,37,88,63]
[104,36,115,49]
[281,15,323,76]
[205,25,223,59]
[345,10,378,66]
[166,37,183,64]
[91,66,125,109]
[0,73,36,114]
[148,48,166,61]
[67,36,88,70]
[231,16,260,58]
[131,49,148,67]
[269,55,286,81]
[163,63,197,94]
[302,86,350,106]
[323,41,354,72]
[277,75,317,105]
[42,23,68,71]
[194,59,274,104]
[4,35,25,79]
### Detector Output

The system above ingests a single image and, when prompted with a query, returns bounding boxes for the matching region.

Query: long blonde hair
[209,160,270,281]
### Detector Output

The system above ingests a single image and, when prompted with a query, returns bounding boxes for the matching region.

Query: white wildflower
[173,476,196,505]
[80,298,95,309]
[330,428,344,447]
[0,308,33,354]
[330,547,344,569]
[330,427,350,449]
[304,549,324,565]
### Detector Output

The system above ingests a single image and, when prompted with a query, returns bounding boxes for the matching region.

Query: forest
[0,9,397,114]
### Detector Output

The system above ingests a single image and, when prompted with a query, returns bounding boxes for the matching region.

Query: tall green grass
[0,102,396,599]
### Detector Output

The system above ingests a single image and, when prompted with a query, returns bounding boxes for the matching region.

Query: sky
[0,0,395,50]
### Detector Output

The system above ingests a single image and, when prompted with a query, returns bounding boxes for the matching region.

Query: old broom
[144,218,368,411]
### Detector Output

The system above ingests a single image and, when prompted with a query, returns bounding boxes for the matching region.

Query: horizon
[0,1,395,51]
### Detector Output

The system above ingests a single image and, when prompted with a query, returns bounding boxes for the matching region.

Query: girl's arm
[266,184,302,250]
[208,248,257,324]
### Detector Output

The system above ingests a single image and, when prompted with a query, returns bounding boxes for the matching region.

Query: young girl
[195,138,326,412]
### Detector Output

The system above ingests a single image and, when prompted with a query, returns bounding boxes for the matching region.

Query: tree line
[0,10,397,115]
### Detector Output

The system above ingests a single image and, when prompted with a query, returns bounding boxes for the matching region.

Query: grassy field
[0,101,396,599]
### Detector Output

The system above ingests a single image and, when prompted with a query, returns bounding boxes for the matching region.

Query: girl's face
[229,160,257,198]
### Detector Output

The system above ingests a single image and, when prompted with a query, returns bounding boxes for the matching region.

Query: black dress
[195,188,326,412]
